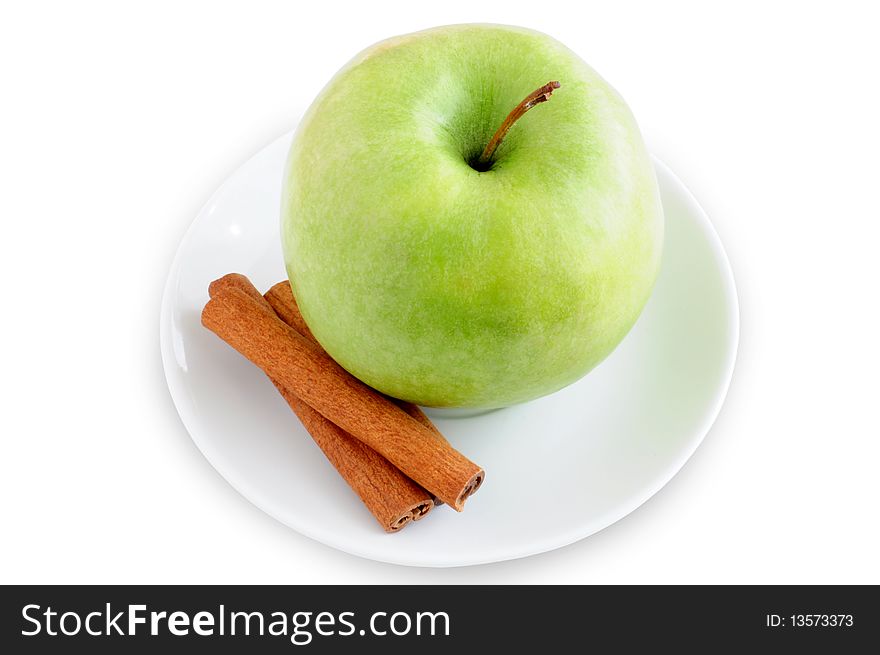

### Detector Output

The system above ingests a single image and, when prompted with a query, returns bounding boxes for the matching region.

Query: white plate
[161,130,738,567]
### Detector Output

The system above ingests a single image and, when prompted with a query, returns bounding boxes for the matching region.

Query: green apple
[281,24,663,409]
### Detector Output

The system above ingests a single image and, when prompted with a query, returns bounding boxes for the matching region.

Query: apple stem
[476,81,561,169]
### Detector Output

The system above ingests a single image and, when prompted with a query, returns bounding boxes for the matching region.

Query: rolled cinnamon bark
[203,278,484,510]
[208,274,433,531]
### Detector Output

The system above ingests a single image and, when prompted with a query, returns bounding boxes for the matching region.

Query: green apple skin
[282,24,663,409]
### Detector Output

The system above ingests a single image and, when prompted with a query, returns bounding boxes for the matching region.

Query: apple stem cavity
[474,80,561,171]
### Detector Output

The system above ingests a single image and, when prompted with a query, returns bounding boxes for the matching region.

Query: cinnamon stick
[208,273,434,531]
[264,280,457,507]
[203,275,484,510]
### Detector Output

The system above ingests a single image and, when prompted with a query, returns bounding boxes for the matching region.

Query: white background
[2,1,878,584]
